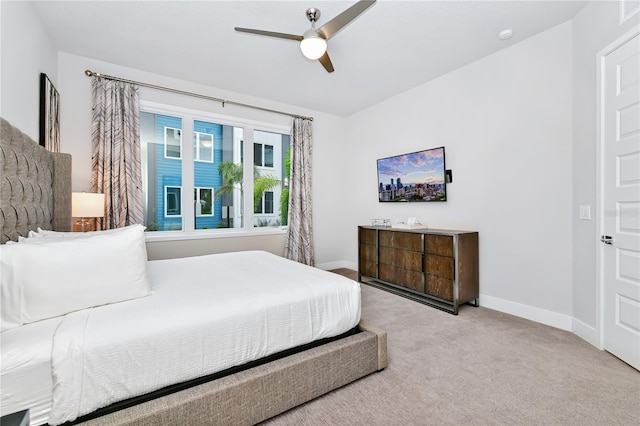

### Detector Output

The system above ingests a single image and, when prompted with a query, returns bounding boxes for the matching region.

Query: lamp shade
[72,192,105,218]
[300,29,327,60]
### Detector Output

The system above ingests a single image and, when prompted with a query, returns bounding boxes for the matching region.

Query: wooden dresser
[358,226,479,314]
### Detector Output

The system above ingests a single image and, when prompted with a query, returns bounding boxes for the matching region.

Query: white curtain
[284,117,314,265]
[90,78,143,229]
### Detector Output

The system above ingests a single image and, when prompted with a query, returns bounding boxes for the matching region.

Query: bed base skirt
[75,321,387,425]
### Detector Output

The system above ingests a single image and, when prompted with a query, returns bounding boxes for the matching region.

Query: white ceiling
[31,0,587,116]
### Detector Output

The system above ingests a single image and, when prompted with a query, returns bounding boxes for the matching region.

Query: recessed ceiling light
[498,29,513,40]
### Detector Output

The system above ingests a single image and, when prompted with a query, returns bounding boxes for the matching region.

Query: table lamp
[72,192,105,232]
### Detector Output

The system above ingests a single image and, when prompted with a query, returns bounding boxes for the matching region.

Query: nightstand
[0,410,29,426]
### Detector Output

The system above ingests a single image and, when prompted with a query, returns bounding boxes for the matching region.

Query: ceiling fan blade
[317,0,376,40]
[318,52,335,73]
[235,27,303,42]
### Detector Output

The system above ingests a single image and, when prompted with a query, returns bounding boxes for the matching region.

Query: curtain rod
[84,70,313,121]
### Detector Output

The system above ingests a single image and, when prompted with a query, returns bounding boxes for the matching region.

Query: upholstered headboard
[0,117,72,243]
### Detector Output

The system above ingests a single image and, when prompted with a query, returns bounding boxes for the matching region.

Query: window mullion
[243,127,255,230]
[182,118,195,233]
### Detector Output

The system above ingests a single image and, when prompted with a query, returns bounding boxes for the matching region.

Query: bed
[0,117,387,425]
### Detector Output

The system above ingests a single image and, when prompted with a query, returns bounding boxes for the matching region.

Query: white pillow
[30,224,144,239]
[0,224,151,331]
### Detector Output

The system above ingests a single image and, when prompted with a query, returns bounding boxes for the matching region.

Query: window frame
[254,143,275,169]
[264,145,274,168]
[141,101,290,242]
[165,186,182,217]
[194,131,214,163]
[164,126,182,159]
[194,186,214,217]
[264,191,274,214]
[255,190,275,215]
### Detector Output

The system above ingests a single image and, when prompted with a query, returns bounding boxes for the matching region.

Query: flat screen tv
[377,146,446,202]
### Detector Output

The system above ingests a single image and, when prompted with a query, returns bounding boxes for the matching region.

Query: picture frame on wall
[39,73,60,152]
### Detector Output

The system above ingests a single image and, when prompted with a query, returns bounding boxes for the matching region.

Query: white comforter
[48,251,360,424]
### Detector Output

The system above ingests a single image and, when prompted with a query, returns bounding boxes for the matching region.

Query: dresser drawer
[359,243,377,262]
[425,275,453,301]
[379,247,422,272]
[359,228,377,245]
[425,234,453,257]
[359,259,377,278]
[379,264,422,292]
[425,254,454,279]
[379,230,422,251]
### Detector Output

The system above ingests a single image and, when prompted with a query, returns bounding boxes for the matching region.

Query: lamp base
[73,218,96,232]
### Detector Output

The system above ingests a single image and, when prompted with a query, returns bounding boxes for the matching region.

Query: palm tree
[215,161,244,227]
[253,173,280,210]
[214,161,280,226]
[215,161,244,199]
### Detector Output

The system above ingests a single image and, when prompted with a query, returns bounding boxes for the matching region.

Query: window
[165,186,181,216]
[265,145,274,168]
[253,130,289,227]
[254,143,274,168]
[195,187,213,216]
[141,102,289,235]
[194,131,213,162]
[165,127,182,159]
[264,191,274,214]
[254,143,262,167]
[254,191,274,215]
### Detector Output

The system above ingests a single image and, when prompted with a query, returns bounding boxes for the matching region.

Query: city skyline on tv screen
[377,147,446,202]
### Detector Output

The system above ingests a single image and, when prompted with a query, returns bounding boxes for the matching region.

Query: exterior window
[254,143,274,168]
[165,127,182,159]
[141,102,288,235]
[264,191,274,214]
[194,131,214,162]
[264,145,274,168]
[195,187,213,216]
[253,130,289,227]
[254,143,262,167]
[254,191,274,215]
[165,186,181,217]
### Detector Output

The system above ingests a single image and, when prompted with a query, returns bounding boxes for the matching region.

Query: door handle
[600,235,614,245]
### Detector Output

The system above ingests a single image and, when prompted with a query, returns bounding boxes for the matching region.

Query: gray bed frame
[0,117,387,425]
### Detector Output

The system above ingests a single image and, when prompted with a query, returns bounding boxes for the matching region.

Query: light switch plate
[579,205,591,220]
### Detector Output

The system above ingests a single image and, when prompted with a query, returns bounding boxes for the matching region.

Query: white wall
[571,1,640,345]
[57,52,347,262]
[344,22,574,328]
[0,0,58,139]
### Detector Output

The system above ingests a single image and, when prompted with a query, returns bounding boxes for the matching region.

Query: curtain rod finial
[84,70,93,77]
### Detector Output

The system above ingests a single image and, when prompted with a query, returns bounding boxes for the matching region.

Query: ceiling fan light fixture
[300,29,327,60]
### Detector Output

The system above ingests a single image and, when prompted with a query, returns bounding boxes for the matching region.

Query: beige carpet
[264,270,640,425]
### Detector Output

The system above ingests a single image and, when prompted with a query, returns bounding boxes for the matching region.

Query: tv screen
[377,146,446,202]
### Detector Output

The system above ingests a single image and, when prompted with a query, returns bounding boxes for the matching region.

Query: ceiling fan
[234,0,376,73]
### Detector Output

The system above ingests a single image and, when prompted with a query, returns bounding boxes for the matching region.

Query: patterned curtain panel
[284,117,314,265]
[90,78,143,229]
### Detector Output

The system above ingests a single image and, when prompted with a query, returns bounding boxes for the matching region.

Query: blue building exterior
[145,114,224,230]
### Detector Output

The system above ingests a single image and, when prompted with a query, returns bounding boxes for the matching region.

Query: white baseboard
[571,317,601,349]
[480,294,573,331]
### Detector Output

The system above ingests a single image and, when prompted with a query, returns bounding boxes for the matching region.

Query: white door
[601,32,640,370]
